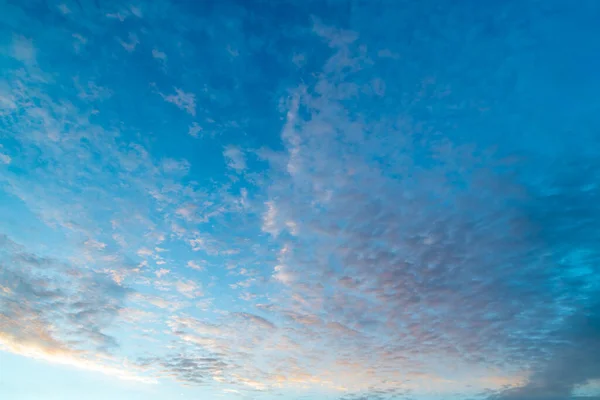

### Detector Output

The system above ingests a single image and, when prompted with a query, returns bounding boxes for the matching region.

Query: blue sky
[1,0,600,399]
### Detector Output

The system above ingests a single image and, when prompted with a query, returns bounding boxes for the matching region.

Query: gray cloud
[491,305,600,399]
[155,354,229,385]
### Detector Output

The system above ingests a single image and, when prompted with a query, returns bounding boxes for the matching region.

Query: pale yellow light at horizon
[0,332,157,385]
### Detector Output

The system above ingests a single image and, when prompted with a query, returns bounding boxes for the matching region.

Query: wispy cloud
[223,146,247,172]
[118,32,139,52]
[0,332,156,384]
[0,234,150,383]
[2,1,599,399]
[161,88,197,116]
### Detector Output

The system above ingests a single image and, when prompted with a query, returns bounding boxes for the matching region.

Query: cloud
[0,152,11,165]
[188,122,202,138]
[129,5,143,18]
[175,279,203,298]
[137,247,154,257]
[176,204,199,224]
[72,33,87,52]
[161,158,191,175]
[151,47,168,71]
[162,88,197,116]
[118,32,139,52]
[0,234,132,365]
[84,238,107,250]
[232,312,276,330]
[143,353,228,385]
[155,268,170,278]
[106,12,128,22]
[3,1,600,398]
[223,146,247,172]
[187,260,205,271]
[245,16,600,398]
[490,285,600,400]
[0,331,156,384]
[132,293,184,311]
[152,48,167,61]
[149,312,283,389]
[261,201,279,236]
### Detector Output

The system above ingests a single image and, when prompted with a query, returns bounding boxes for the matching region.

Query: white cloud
[162,88,196,116]
[106,269,126,285]
[72,33,87,53]
[155,268,170,277]
[273,264,294,285]
[133,293,183,310]
[187,260,205,271]
[0,92,16,115]
[175,204,200,222]
[75,79,112,101]
[137,247,153,257]
[112,234,126,248]
[0,153,11,165]
[175,279,202,298]
[281,95,302,176]
[312,18,358,48]
[223,146,247,172]
[262,201,279,236]
[84,239,107,250]
[119,33,139,52]
[152,48,167,62]
[106,12,127,22]
[130,5,143,18]
[188,122,202,138]
[189,237,205,252]
[161,158,190,175]
[285,220,298,236]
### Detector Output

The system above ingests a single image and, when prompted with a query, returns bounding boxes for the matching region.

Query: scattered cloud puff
[223,146,247,172]
[161,88,197,116]
[175,279,203,298]
[152,48,166,60]
[261,201,279,236]
[188,122,202,138]
[84,238,107,250]
[187,260,205,271]
[155,268,170,278]
[119,32,139,52]
[161,158,190,175]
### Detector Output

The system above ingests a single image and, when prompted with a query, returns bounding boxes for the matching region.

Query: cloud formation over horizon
[1,1,599,399]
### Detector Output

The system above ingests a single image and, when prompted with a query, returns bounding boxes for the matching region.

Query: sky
[1,0,600,399]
